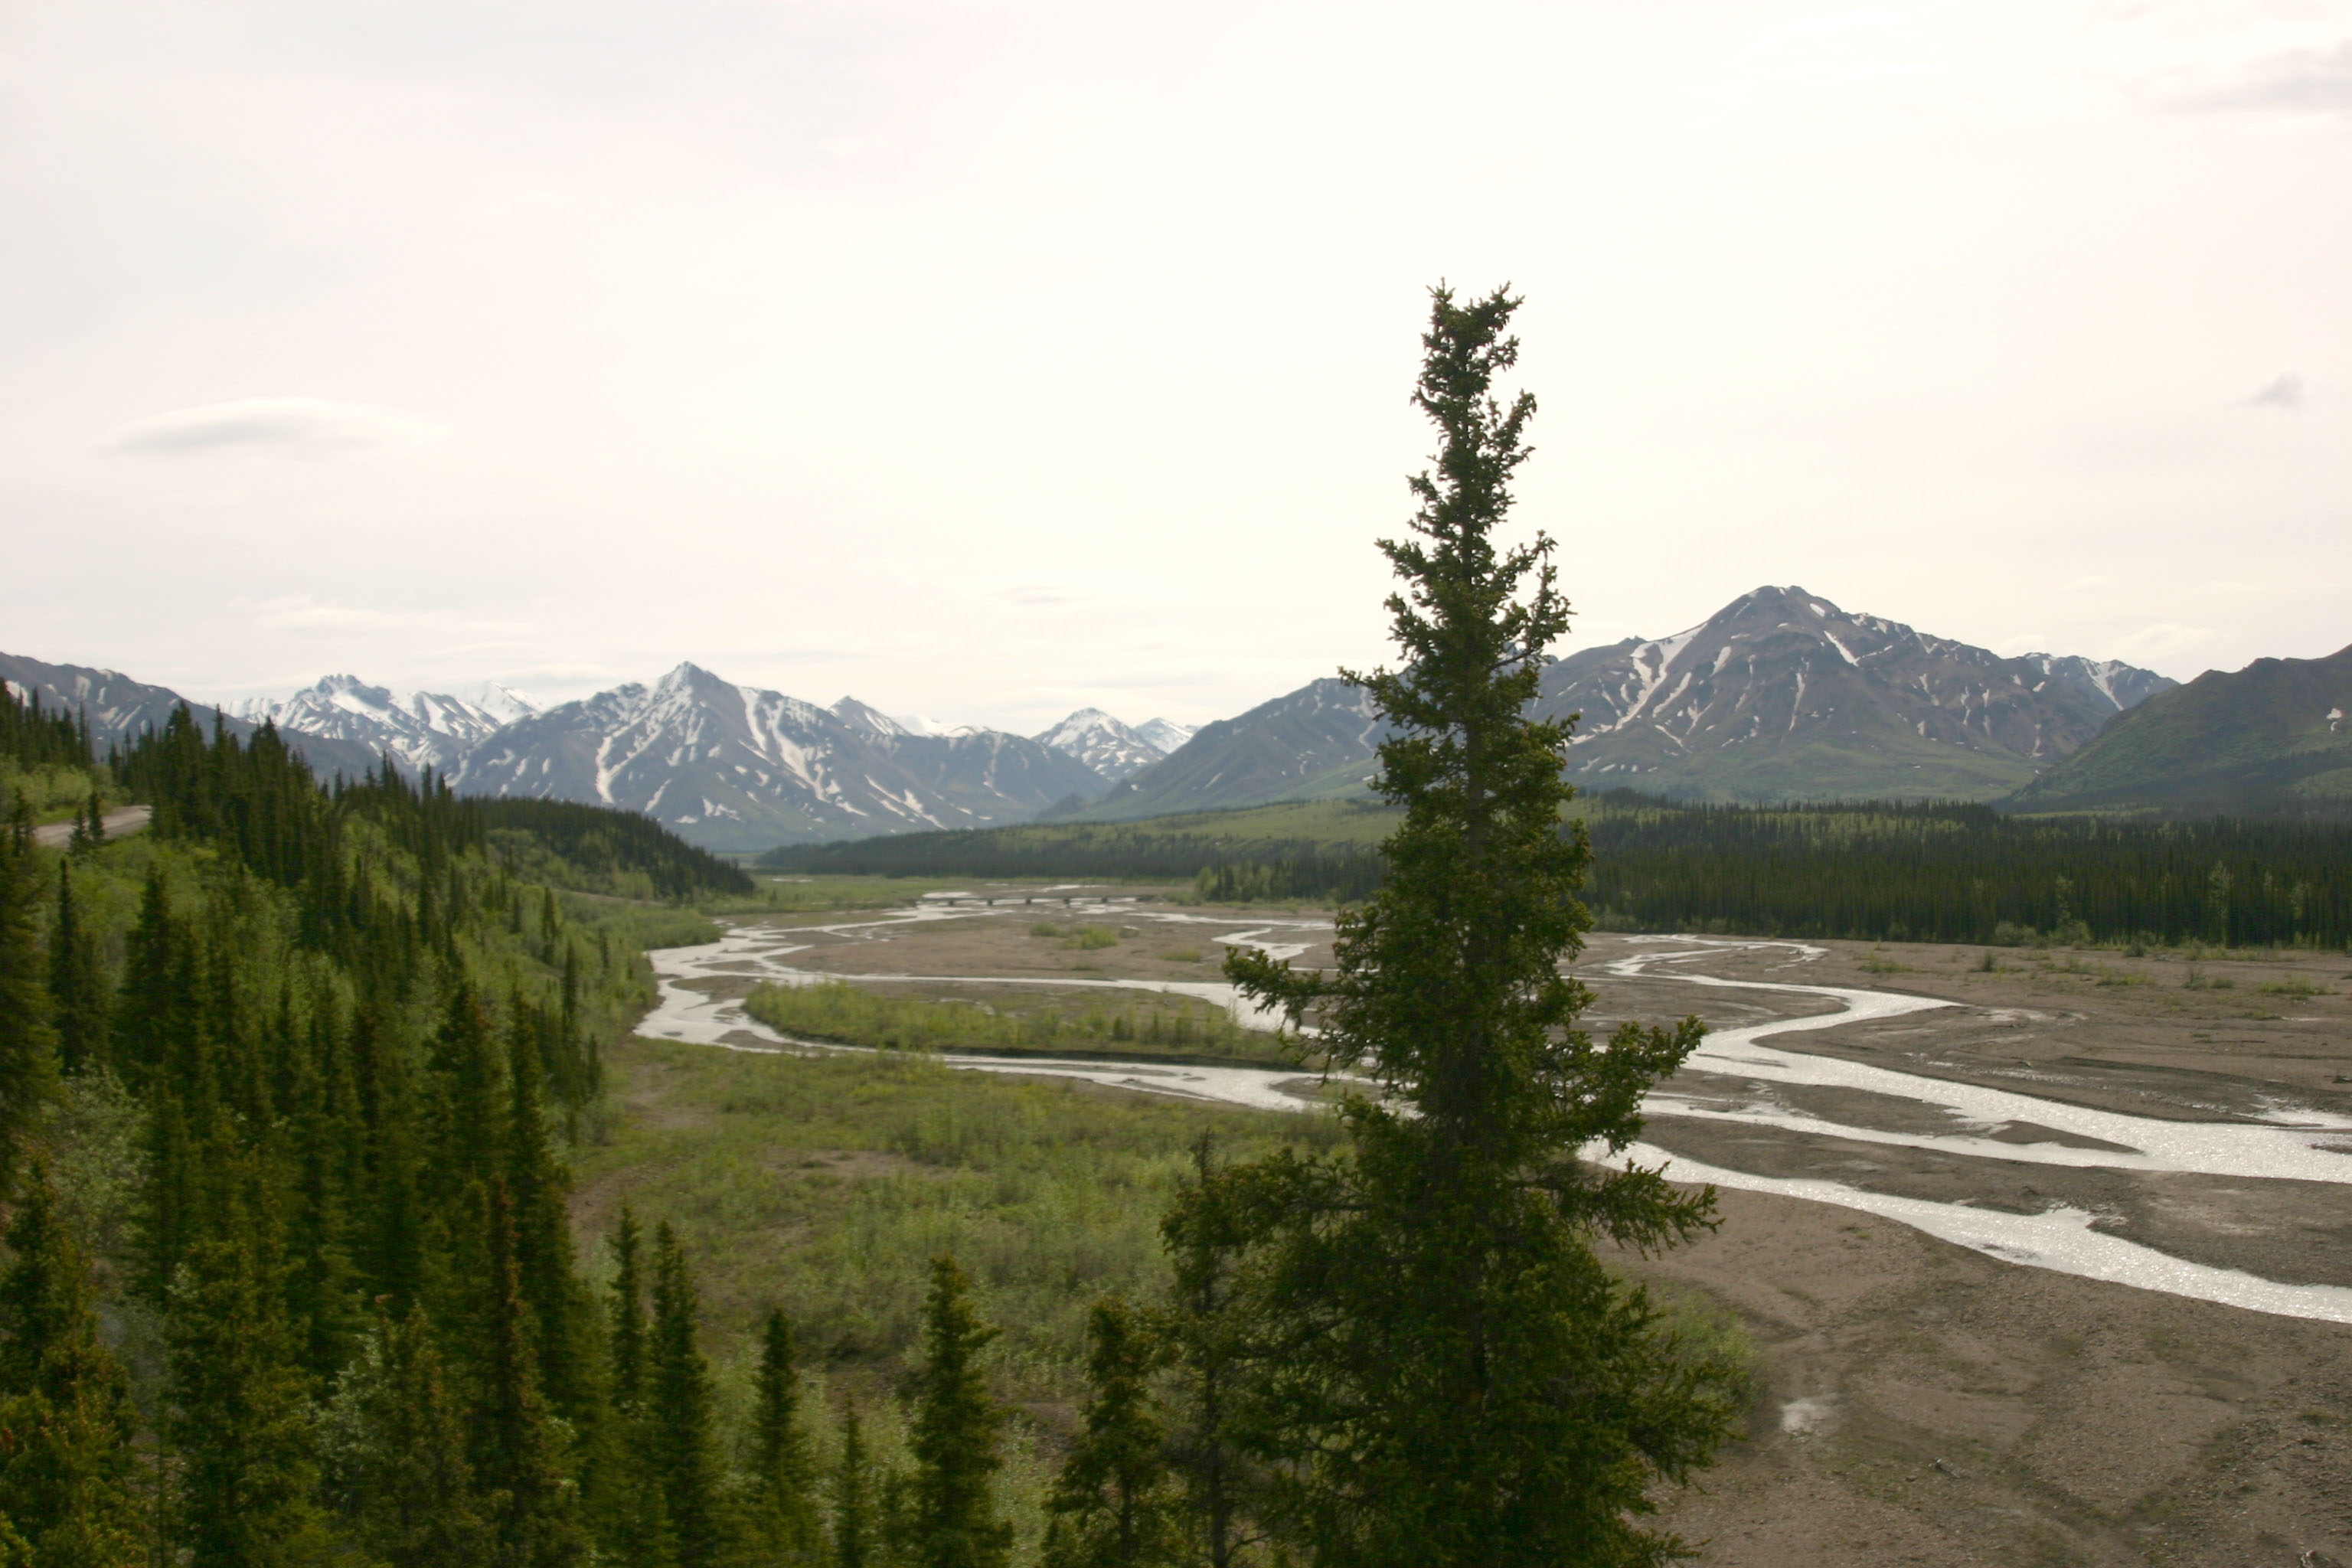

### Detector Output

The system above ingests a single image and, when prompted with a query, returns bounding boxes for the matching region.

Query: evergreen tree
[475,1179,584,1568]
[587,1204,667,1566]
[323,1310,496,1568]
[0,795,59,1187]
[830,1400,874,1568]
[903,1255,1009,1568]
[748,1306,822,1563]
[48,863,113,1075]
[165,1195,335,1566]
[1042,1296,1181,1568]
[0,1161,145,1567]
[506,1010,590,1420]
[1218,286,1737,1567]
[1155,1135,1264,1568]
[645,1221,726,1567]
[607,1204,648,1410]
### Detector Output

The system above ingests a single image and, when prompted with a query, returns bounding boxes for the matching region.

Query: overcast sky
[5,0,2347,731]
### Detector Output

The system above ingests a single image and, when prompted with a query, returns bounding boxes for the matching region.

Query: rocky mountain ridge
[1068,586,2179,819]
[1530,586,2177,800]
[231,674,542,773]
[2008,642,2352,816]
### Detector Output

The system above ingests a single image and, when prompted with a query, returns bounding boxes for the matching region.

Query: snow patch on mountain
[234,673,537,773]
[1033,707,1171,781]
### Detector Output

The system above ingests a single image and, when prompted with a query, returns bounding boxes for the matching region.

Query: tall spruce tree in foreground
[1042,1296,1181,1568]
[904,1255,1010,1568]
[1219,285,1739,1567]
[749,1306,822,1563]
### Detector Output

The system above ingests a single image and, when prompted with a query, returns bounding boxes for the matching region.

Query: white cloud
[2164,38,2352,113]
[2249,371,2305,409]
[97,397,446,456]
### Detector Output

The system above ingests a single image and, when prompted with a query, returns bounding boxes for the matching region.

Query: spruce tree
[1042,1296,1180,1568]
[1155,1135,1263,1568]
[645,1222,725,1567]
[0,1161,145,1566]
[506,1011,590,1420]
[475,1179,584,1568]
[165,1193,335,1566]
[1218,286,1737,1566]
[325,1310,496,1568]
[607,1204,648,1410]
[749,1306,822,1563]
[49,863,113,1076]
[904,1255,1009,1568]
[0,795,59,1187]
[831,1399,874,1568]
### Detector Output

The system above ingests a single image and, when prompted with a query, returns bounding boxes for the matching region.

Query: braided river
[642,897,2352,1325]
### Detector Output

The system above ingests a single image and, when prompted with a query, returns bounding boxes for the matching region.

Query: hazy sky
[5,0,2347,731]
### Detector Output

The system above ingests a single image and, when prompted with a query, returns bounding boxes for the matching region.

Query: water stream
[641,907,2352,1324]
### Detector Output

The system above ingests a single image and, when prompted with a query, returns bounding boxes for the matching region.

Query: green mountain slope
[1057,678,1387,821]
[2006,642,2352,816]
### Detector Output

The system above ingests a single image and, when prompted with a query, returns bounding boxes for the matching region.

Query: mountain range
[1,649,1197,851]
[1059,585,2179,822]
[21,583,2340,846]
[2007,642,2352,816]
[0,650,385,780]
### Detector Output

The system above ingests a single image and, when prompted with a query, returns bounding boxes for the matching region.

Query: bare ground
[691,894,2352,1564]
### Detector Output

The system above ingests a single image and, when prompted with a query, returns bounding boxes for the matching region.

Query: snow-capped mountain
[1072,678,1387,820]
[449,662,1109,850]
[0,650,384,779]
[1065,588,2179,815]
[1033,708,1171,782]
[1529,586,2177,799]
[233,674,541,773]
[1133,717,1196,755]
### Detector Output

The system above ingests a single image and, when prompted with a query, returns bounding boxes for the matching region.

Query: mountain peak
[1034,707,1168,782]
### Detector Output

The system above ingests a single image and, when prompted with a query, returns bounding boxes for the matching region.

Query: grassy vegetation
[571,1038,1340,1400]
[743,981,1280,1062]
[571,1035,1756,1560]
[0,755,122,822]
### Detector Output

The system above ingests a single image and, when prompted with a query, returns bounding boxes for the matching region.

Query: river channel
[641,897,2352,1325]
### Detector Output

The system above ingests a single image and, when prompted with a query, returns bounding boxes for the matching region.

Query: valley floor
[616,883,2352,1567]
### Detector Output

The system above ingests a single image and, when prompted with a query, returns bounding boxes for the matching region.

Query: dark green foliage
[750,1306,822,1563]
[0,799,58,1189]
[1156,1136,1264,1568]
[167,1200,335,1566]
[645,1222,725,1567]
[1191,854,1380,905]
[831,1400,875,1568]
[1212,286,1735,1566]
[904,1255,1010,1568]
[476,797,754,898]
[1043,1296,1181,1568]
[47,863,111,1075]
[474,1181,584,1568]
[0,1162,144,1566]
[323,1311,497,1568]
[0,686,92,773]
[1579,793,2352,949]
[759,816,1380,884]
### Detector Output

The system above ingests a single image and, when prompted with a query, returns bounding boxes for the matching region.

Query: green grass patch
[743,981,1274,1061]
[2257,978,2331,998]
[573,1038,1340,1404]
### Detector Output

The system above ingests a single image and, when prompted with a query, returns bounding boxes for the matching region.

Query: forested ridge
[770,788,2352,950]
[0,694,844,1564]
